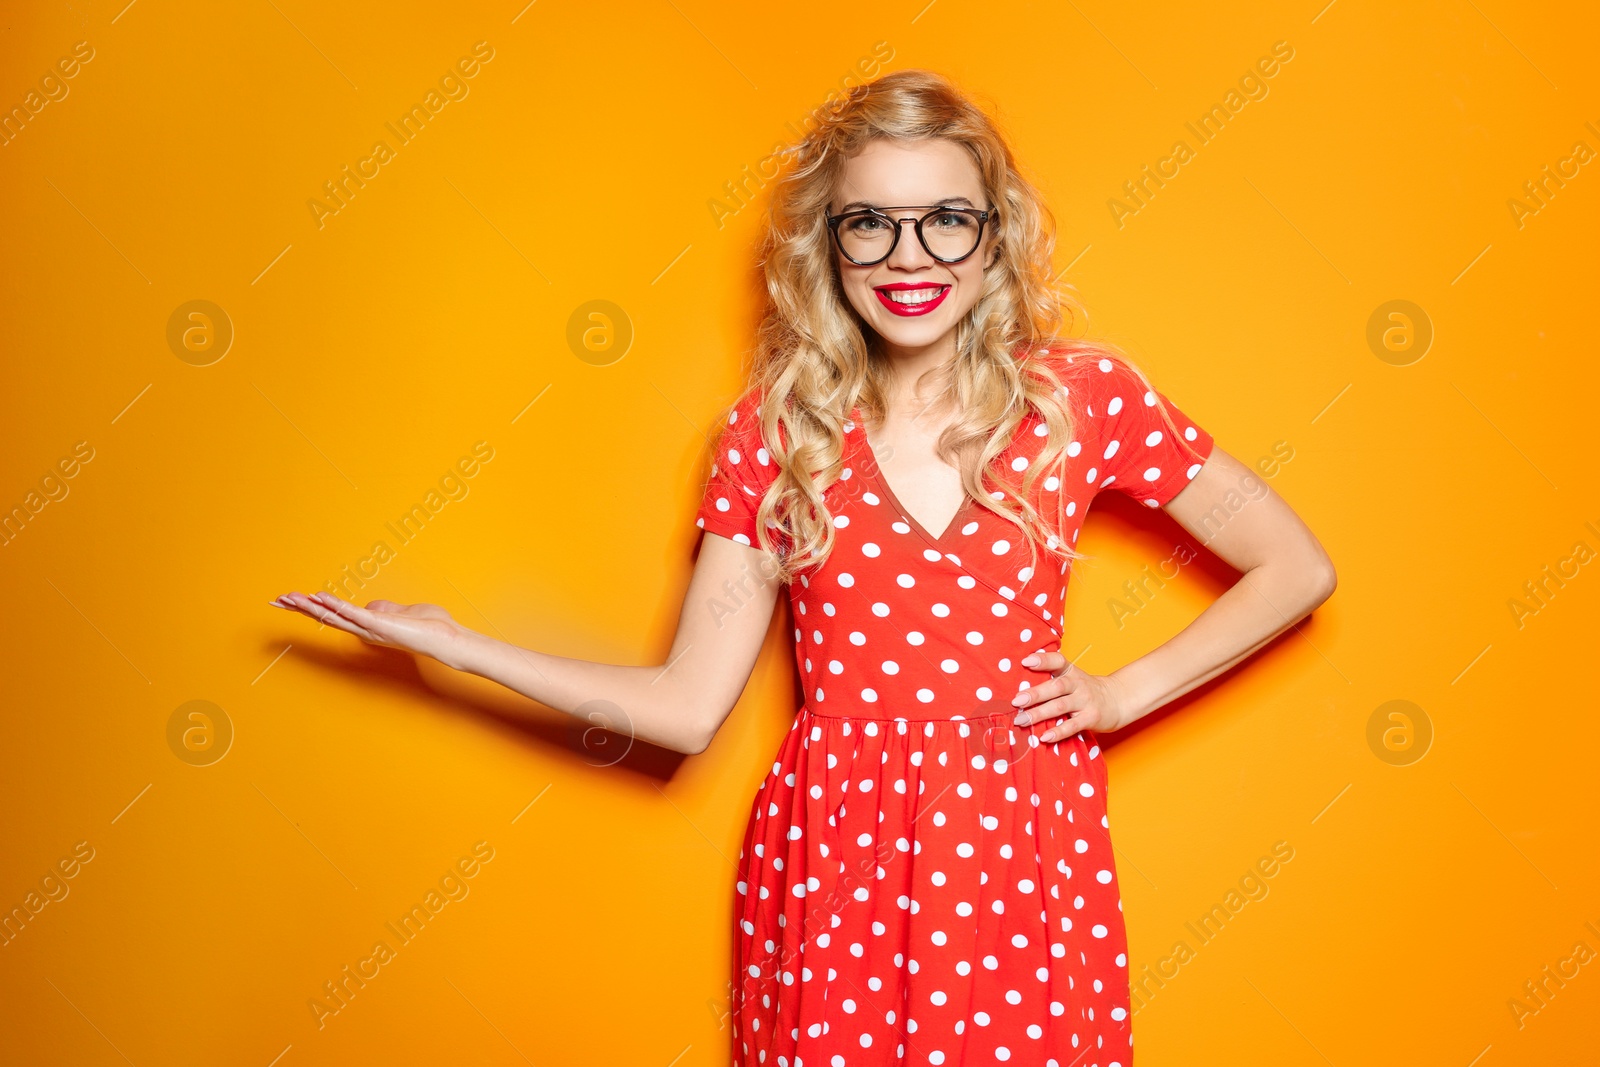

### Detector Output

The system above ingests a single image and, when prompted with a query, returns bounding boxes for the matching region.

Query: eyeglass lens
[836,209,983,264]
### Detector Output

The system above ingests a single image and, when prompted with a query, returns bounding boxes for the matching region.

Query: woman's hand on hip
[1011,649,1132,742]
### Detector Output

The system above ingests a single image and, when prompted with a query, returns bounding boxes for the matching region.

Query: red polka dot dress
[695,351,1215,1067]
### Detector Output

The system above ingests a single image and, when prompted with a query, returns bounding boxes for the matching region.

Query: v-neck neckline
[851,406,977,550]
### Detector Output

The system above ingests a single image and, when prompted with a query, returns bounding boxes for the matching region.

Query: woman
[273,69,1335,1067]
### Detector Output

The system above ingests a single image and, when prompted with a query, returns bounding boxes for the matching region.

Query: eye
[845,215,888,233]
[929,211,972,230]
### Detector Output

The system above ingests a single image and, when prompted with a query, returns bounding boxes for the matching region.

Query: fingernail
[1014,713,1029,726]
[1021,655,1039,667]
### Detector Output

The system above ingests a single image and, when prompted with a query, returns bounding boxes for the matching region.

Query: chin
[853,300,960,346]
[872,320,951,348]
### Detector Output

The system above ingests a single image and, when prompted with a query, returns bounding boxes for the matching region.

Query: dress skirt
[730,703,1134,1067]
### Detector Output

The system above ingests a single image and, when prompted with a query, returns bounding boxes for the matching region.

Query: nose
[884,214,933,270]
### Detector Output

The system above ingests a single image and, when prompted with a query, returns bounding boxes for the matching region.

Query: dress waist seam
[800,703,1031,724]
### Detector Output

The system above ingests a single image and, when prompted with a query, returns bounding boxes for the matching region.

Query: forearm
[448,628,705,755]
[1108,558,1334,726]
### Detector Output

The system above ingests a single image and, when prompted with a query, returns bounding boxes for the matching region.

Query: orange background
[2,0,1597,1063]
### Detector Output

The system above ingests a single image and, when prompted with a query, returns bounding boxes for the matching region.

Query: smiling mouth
[874,283,951,316]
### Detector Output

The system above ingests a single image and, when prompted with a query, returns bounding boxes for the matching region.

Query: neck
[877,332,958,419]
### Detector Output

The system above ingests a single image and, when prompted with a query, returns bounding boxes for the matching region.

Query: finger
[1011,674,1061,711]
[1020,649,1066,672]
[361,599,440,616]
[311,591,410,644]
[281,593,377,641]
[294,594,379,639]
[311,590,384,628]
[310,606,377,641]
[275,593,327,620]
[1016,688,1084,726]
[1011,664,1082,710]
[1011,677,1046,708]
[1041,706,1098,743]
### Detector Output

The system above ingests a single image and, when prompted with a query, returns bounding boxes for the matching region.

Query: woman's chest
[790,412,1098,636]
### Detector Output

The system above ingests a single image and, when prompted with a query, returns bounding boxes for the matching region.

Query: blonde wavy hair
[724,68,1199,584]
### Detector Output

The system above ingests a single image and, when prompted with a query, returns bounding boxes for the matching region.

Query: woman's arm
[1011,446,1336,741]
[272,532,783,756]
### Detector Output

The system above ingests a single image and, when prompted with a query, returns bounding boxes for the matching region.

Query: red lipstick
[873,282,950,317]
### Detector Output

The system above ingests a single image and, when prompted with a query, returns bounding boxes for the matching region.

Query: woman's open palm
[272,591,472,669]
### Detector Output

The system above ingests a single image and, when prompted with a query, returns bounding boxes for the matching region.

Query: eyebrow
[836,195,977,212]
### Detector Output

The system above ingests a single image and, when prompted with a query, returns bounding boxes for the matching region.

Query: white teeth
[884,286,945,305]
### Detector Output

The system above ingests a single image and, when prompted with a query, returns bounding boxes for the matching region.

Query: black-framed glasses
[824,204,996,266]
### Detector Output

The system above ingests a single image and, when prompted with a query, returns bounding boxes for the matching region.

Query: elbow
[683,709,725,756]
[1307,554,1337,609]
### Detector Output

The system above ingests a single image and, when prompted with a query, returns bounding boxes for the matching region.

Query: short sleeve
[695,391,780,547]
[1078,355,1215,508]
